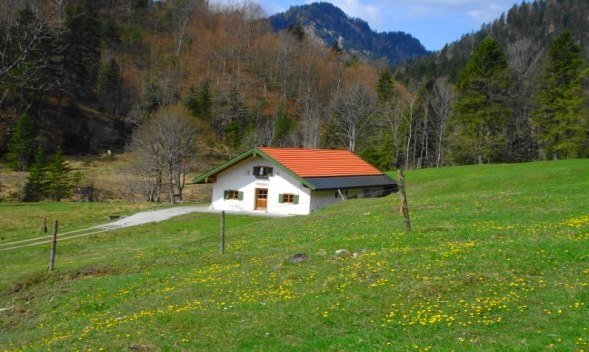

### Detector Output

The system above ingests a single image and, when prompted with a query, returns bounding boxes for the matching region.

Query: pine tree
[23,146,46,202]
[376,69,395,103]
[5,113,36,171]
[198,80,212,120]
[185,85,200,116]
[97,58,123,115]
[45,148,73,202]
[532,31,588,159]
[56,0,102,102]
[453,37,514,164]
[184,80,212,120]
[273,101,292,146]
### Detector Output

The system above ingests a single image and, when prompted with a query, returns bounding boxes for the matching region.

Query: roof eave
[191,147,318,190]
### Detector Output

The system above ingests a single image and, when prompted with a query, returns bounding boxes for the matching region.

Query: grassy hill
[1,160,588,351]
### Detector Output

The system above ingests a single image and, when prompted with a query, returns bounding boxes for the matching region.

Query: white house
[192,147,398,215]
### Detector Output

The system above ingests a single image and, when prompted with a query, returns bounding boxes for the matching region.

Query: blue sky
[214,0,518,51]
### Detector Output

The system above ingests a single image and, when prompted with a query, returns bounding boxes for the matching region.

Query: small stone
[129,343,157,351]
[288,253,309,263]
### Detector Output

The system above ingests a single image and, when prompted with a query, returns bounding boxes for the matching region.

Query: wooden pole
[220,211,226,255]
[48,220,58,272]
[42,218,48,233]
[397,169,411,232]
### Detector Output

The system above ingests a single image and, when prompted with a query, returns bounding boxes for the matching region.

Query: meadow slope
[1,160,588,351]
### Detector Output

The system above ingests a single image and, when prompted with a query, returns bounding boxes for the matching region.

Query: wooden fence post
[397,169,411,232]
[42,218,48,233]
[220,211,226,255]
[48,220,58,272]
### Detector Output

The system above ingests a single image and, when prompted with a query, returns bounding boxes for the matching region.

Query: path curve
[0,205,212,251]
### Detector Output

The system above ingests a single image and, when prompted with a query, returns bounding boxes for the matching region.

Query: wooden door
[255,188,268,210]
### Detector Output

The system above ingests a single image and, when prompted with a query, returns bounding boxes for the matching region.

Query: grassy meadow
[1,160,588,351]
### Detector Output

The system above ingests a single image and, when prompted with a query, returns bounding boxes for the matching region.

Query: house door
[255,188,268,210]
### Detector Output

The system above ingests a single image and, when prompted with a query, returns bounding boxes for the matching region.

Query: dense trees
[532,31,589,159]
[2,0,588,204]
[453,37,513,164]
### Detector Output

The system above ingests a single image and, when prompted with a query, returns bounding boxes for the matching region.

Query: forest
[1,0,588,201]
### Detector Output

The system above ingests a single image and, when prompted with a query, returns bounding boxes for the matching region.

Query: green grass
[1,160,588,351]
[0,201,157,243]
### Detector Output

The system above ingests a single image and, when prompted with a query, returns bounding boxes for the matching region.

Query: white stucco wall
[210,156,312,215]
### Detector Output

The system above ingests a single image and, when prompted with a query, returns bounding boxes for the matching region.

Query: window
[253,166,273,177]
[224,190,243,200]
[279,193,299,204]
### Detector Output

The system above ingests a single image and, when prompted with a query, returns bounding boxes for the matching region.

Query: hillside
[397,0,589,81]
[1,160,588,351]
[269,2,430,65]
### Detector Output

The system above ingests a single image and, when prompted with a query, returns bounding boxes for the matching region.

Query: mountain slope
[269,2,430,65]
[397,0,589,82]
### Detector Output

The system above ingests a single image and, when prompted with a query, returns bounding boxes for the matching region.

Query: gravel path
[1,205,286,251]
[101,205,212,229]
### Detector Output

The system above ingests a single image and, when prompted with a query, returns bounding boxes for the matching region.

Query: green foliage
[532,31,589,159]
[376,69,395,103]
[224,120,243,151]
[184,80,212,120]
[5,113,36,171]
[101,18,121,50]
[57,0,102,101]
[97,58,124,115]
[359,133,395,170]
[45,148,74,202]
[272,101,292,146]
[453,37,513,164]
[22,146,46,202]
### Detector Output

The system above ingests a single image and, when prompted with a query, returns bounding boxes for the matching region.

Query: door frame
[254,188,268,210]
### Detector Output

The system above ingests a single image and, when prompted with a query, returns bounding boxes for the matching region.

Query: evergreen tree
[56,0,102,102]
[453,37,514,164]
[2,6,54,111]
[45,148,73,202]
[224,120,242,151]
[97,58,123,115]
[531,31,588,159]
[23,146,46,202]
[273,101,292,146]
[198,80,212,120]
[376,69,395,103]
[287,22,305,41]
[5,113,36,171]
[185,85,200,116]
[184,80,212,120]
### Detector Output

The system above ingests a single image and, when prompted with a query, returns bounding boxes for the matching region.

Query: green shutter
[278,194,284,203]
[238,191,244,201]
[224,190,229,199]
[294,194,299,204]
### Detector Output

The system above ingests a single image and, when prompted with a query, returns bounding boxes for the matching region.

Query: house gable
[192,148,317,190]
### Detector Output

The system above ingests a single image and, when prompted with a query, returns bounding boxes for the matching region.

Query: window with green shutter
[224,190,241,200]
[279,193,298,204]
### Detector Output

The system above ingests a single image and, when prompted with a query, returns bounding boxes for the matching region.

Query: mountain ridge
[268,2,430,65]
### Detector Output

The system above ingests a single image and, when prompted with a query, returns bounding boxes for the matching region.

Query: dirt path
[0,205,212,251]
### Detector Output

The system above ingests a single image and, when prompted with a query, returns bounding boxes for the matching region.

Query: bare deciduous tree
[130,106,198,203]
[430,77,453,167]
[330,84,375,152]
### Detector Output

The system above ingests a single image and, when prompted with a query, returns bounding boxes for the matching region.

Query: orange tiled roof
[259,147,383,177]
